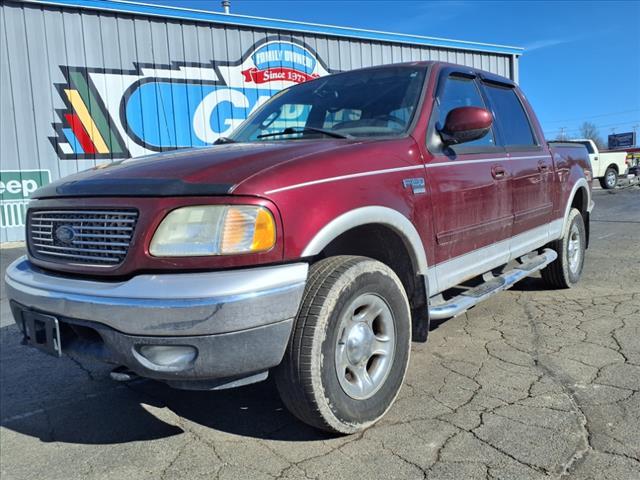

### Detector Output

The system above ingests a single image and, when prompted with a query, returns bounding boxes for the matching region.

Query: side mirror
[439,106,493,146]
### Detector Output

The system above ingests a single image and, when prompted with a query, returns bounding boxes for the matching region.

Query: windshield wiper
[213,136,236,144]
[257,126,352,140]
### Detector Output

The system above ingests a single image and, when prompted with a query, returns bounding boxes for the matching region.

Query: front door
[425,71,512,292]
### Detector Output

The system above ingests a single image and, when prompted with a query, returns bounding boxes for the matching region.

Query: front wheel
[541,208,586,288]
[274,256,411,434]
[599,167,618,189]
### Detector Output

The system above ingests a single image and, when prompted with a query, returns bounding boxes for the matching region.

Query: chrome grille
[28,209,138,266]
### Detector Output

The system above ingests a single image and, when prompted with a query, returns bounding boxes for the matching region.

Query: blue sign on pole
[608,132,636,149]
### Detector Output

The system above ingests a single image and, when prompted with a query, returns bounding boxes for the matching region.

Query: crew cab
[552,138,630,189]
[6,62,593,434]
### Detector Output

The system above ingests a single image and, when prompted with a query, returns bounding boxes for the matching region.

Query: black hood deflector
[32,178,233,199]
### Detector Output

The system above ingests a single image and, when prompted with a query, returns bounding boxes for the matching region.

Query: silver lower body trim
[428,219,563,294]
[5,257,308,336]
[429,248,557,320]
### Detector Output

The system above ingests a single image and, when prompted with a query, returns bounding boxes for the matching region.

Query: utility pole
[559,127,566,140]
[633,124,638,146]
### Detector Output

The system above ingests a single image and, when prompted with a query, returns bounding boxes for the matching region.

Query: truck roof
[323,61,517,88]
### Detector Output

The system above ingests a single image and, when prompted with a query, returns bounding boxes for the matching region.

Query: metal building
[0,0,523,242]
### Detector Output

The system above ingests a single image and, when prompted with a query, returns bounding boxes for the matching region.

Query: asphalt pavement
[1,184,638,480]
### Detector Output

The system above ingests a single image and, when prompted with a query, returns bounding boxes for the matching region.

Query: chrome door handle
[491,165,506,179]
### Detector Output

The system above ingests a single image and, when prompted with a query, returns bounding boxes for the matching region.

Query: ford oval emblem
[55,225,76,244]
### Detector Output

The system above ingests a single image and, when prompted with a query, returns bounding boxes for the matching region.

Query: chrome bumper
[5,256,308,337]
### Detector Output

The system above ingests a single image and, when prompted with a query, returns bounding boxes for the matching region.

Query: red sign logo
[241,67,319,85]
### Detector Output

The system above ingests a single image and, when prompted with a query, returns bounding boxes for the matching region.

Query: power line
[542,109,640,125]
[587,120,640,129]
[558,127,566,141]
[544,120,640,137]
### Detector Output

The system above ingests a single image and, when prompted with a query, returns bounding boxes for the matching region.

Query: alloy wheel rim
[334,293,396,400]
[567,223,582,274]
[607,171,616,187]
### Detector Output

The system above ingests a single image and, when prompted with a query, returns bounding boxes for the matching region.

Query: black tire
[541,208,586,288]
[599,167,618,189]
[274,255,411,434]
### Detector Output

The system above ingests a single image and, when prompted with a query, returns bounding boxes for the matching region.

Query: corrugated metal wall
[0,0,517,242]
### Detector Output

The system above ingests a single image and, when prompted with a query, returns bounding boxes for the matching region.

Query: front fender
[301,206,429,275]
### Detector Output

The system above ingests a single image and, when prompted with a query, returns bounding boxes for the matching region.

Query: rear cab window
[482,83,538,149]
[579,141,595,154]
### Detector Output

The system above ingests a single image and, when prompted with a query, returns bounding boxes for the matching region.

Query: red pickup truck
[6,62,593,434]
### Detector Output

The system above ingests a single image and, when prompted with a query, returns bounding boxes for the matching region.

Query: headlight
[149,205,276,257]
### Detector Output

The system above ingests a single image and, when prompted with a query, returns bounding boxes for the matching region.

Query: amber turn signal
[221,206,276,254]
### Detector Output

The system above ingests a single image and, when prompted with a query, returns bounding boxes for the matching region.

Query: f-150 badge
[403,178,426,194]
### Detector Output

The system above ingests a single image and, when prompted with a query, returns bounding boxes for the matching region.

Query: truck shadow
[0,323,332,445]
[0,273,556,445]
[508,275,550,292]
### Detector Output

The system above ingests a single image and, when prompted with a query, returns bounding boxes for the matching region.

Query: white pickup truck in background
[561,139,631,189]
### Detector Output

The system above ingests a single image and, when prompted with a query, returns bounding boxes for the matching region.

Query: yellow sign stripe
[64,89,109,154]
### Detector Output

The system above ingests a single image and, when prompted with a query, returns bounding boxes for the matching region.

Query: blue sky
[144,0,639,143]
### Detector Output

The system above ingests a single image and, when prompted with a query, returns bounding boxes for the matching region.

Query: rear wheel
[274,256,411,434]
[541,208,586,288]
[599,167,618,189]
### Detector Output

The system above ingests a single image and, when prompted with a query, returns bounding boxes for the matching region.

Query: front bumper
[6,257,308,384]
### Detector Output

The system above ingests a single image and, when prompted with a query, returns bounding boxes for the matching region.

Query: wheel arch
[301,206,430,342]
[301,206,428,275]
[606,163,620,174]
[562,178,591,246]
[563,178,590,226]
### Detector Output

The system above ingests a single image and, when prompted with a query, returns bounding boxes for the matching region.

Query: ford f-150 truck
[551,138,630,189]
[6,62,593,434]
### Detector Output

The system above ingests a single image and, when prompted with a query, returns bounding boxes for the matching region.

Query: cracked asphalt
[1,185,639,480]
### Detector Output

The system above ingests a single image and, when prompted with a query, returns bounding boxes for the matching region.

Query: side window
[437,75,495,148]
[483,84,536,147]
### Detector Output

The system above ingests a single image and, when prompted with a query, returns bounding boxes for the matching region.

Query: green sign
[0,170,51,201]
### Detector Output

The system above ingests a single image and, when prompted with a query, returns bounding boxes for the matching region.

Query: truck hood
[32,141,353,199]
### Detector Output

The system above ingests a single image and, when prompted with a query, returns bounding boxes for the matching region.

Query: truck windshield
[229,66,427,142]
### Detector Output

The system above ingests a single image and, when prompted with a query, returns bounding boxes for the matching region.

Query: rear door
[480,81,553,255]
[425,69,512,291]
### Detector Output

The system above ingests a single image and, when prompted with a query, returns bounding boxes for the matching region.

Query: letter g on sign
[192,88,250,143]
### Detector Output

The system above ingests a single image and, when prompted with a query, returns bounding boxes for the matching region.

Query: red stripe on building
[65,112,97,154]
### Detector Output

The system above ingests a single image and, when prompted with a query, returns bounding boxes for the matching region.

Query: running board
[428,248,558,320]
